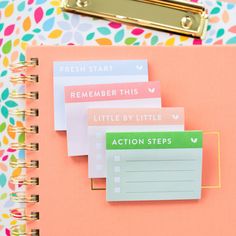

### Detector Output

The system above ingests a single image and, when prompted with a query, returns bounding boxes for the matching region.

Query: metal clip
[61,0,208,39]
[10,192,39,203]
[10,208,39,221]
[11,225,39,236]
[11,143,39,151]
[10,108,39,117]
[9,125,39,134]
[10,159,39,169]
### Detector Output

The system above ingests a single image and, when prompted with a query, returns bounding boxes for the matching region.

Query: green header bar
[106,131,203,150]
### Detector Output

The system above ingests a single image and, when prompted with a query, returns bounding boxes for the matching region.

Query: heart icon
[136,65,143,70]
[191,138,198,143]
[172,114,179,120]
[148,88,156,93]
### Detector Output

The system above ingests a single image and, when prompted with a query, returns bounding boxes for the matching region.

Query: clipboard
[61,0,209,39]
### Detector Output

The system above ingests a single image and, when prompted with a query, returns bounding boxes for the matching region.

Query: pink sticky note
[65,81,161,156]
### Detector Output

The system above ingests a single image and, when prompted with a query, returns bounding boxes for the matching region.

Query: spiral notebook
[9,46,236,235]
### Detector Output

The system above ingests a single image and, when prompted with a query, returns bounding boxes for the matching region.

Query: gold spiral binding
[10,160,39,169]
[11,192,39,203]
[10,209,39,221]
[11,225,39,236]
[10,176,39,186]
[10,91,39,100]
[10,59,40,236]
[11,143,39,151]
[10,58,38,71]
[9,125,39,134]
[10,108,39,117]
[10,75,39,83]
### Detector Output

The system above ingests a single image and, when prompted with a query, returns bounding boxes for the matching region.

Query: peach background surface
[26,46,236,236]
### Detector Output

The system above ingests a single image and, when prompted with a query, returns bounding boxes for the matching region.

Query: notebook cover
[26,46,236,235]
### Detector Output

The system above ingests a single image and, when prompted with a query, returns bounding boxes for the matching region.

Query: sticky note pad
[54,60,148,130]
[88,107,184,178]
[65,81,161,156]
[106,131,203,202]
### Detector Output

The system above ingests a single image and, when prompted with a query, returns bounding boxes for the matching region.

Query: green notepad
[106,131,203,202]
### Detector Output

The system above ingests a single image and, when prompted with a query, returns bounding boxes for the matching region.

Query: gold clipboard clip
[61,0,208,39]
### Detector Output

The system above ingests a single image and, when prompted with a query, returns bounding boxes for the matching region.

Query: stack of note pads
[54,59,203,202]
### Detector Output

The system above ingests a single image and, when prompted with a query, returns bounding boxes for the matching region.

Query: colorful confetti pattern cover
[0,0,236,234]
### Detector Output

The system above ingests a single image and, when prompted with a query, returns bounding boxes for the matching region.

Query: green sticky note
[106,131,203,202]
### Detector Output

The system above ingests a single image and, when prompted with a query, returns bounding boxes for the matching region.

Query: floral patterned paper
[0,0,236,234]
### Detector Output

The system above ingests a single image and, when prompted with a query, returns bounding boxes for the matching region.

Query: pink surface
[26,46,236,236]
[65,81,160,103]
